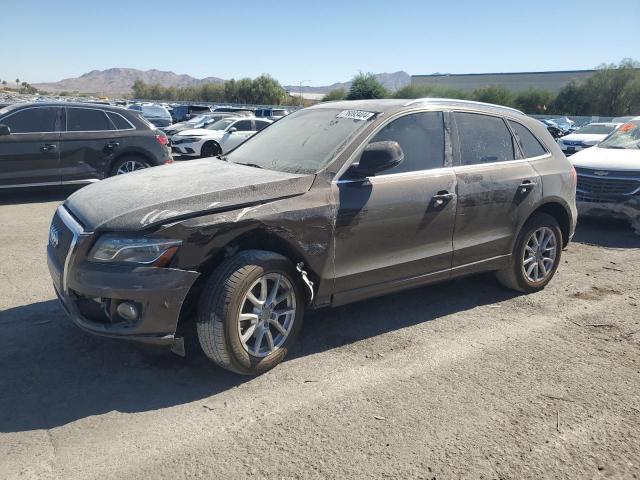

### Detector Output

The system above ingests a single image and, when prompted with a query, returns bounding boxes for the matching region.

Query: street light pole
[298,80,310,107]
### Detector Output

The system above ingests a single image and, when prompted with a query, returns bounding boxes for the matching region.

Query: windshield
[598,121,640,150]
[206,118,235,131]
[142,105,170,118]
[575,124,617,135]
[186,115,207,125]
[225,108,375,174]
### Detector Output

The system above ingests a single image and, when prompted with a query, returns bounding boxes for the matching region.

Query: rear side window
[508,120,547,158]
[67,108,113,131]
[255,120,270,131]
[233,120,253,131]
[455,112,515,165]
[2,107,59,133]
[367,111,445,174]
[106,112,133,130]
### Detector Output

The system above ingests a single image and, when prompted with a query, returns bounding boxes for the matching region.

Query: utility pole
[298,80,310,107]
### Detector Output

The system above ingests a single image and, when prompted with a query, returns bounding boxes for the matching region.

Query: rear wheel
[496,213,562,293]
[110,156,150,176]
[201,141,221,158]
[197,250,305,375]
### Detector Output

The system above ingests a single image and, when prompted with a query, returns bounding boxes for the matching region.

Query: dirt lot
[0,189,639,480]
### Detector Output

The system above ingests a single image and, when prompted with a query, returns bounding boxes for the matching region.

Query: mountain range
[33,68,411,96]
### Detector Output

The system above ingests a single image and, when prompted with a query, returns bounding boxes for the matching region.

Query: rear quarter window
[508,120,548,158]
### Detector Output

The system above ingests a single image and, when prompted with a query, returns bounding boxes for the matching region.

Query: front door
[0,106,62,188]
[451,111,542,267]
[332,111,456,300]
[222,119,255,152]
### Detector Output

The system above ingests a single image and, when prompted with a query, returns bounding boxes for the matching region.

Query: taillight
[164,158,174,165]
[155,134,169,146]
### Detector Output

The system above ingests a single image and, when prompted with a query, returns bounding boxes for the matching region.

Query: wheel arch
[108,150,153,176]
[520,199,573,248]
[201,140,222,157]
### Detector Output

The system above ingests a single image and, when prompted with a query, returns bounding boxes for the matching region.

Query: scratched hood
[65,159,314,231]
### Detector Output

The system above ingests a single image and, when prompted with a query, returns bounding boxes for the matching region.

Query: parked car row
[556,122,621,156]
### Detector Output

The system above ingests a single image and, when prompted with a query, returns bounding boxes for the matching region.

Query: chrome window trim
[64,106,136,133]
[452,153,552,170]
[334,166,454,184]
[0,179,99,189]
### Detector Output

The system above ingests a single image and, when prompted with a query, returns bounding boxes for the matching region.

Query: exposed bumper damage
[48,250,199,348]
[577,198,640,234]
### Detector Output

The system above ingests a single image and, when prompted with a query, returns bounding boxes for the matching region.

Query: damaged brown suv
[47,99,577,374]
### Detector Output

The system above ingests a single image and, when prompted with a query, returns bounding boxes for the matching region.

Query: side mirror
[227,127,237,133]
[350,141,404,177]
[0,124,10,136]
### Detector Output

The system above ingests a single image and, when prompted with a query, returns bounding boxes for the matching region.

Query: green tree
[15,78,19,87]
[393,84,469,100]
[514,87,554,114]
[321,88,347,102]
[131,79,148,99]
[251,74,286,105]
[346,73,387,100]
[472,85,515,107]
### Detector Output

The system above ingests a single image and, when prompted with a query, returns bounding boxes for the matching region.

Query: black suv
[47,99,577,375]
[0,103,172,188]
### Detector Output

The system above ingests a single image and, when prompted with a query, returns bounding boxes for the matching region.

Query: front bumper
[47,206,199,346]
[577,198,640,223]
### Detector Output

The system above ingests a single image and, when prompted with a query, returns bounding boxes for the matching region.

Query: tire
[496,212,563,293]
[200,141,221,158]
[197,250,305,375]
[110,156,150,176]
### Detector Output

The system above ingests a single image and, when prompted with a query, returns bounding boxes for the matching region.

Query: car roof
[2,102,132,113]
[310,98,526,118]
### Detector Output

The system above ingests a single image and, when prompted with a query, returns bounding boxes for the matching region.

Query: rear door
[59,107,125,182]
[451,111,542,267]
[333,111,456,299]
[0,106,62,187]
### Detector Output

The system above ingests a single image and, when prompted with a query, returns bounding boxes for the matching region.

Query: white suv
[171,117,272,157]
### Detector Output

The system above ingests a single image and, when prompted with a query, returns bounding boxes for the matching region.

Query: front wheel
[197,250,305,375]
[496,212,562,293]
[200,141,221,158]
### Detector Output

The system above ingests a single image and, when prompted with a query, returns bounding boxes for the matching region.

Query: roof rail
[403,97,524,115]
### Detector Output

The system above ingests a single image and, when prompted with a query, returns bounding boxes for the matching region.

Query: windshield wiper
[235,162,263,169]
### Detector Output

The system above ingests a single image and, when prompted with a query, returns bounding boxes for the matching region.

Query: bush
[322,88,347,102]
[346,73,387,100]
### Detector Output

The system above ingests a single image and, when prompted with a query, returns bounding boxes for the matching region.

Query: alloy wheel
[116,160,148,175]
[238,273,296,357]
[523,226,557,283]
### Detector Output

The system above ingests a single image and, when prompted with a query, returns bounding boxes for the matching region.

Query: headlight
[173,136,200,144]
[89,234,182,265]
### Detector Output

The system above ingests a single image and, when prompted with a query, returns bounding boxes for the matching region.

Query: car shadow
[0,186,82,205]
[0,273,518,433]
[573,217,640,249]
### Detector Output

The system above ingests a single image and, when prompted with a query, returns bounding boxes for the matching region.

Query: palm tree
[15,78,20,87]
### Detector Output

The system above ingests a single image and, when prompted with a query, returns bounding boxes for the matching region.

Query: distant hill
[284,71,411,95]
[34,68,225,95]
[33,68,411,96]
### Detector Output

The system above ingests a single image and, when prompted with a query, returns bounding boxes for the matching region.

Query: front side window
[456,112,515,165]
[508,120,547,158]
[2,107,59,133]
[366,111,445,174]
[67,108,113,132]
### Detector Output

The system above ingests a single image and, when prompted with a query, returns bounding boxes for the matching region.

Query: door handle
[40,144,57,152]
[432,191,455,206]
[519,180,537,194]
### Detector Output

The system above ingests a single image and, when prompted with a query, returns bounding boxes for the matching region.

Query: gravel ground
[0,189,639,480]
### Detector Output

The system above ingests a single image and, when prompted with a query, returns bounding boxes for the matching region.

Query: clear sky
[1,0,638,86]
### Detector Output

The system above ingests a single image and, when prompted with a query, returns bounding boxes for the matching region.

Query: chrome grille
[576,173,640,203]
[48,211,74,268]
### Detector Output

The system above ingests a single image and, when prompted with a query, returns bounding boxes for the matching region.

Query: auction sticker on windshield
[336,110,376,121]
